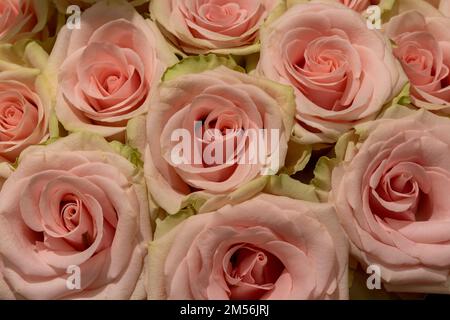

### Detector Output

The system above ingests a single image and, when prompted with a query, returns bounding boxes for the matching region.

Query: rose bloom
[0,0,49,43]
[332,110,450,293]
[49,0,177,141]
[149,194,349,300]
[150,0,282,55]
[144,65,295,214]
[256,2,406,144]
[0,42,51,163]
[0,133,151,299]
[386,6,450,114]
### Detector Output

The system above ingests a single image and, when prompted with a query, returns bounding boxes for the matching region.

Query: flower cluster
[1,0,450,300]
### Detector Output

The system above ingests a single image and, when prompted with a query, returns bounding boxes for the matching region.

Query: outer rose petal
[148,194,349,300]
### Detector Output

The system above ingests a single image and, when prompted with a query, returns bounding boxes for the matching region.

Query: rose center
[371,162,430,222]
[60,194,81,232]
[200,2,246,25]
[0,104,23,128]
[225,245,284,300]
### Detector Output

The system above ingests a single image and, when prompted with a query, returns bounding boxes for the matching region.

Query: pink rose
[149,194,349,300]
[150,0,282,55]
[0,42,51,163]
[143,63,295,214]
[0,133,151,299]
[0,0,48,42]
[332,110,450,293]
[386,9,450,114]
[49,0,177,141]
[257,2,406,144]
[338,0,380,12]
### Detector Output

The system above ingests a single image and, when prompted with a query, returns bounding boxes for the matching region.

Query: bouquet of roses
[0,0,450,300]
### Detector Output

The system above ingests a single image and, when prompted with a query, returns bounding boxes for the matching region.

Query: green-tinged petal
[311,131,360,201]
[379,83,411,115]
[379,0,397,14]
[311,156,338,202]
[207,42,262,56]
[162,54,244,81]
[153,206,195,240]
[48,108,60,139]
[378,104,419,122]
[0,41,49,75]
[198,176,269,213]
[109,141,144,168]
[126,115,147,155]
[23,41,49,72]
[264,174,319,202]
[280,140,312,175]
[334,130,360,161]
[180,193,209,213]
[0,162,13,190]
[264,0,287,26]
[287,0,309,8]
[383,0,442,22]
[148,223,179,300]
[19,132,111,159]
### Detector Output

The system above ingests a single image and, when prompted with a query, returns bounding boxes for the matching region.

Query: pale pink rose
[0,81,48,161]
[49,0,177,141]
[0,0,48,42]
[386,9,450,114]
[149,194,349,300]
[144,66,295,214]
[0,42,51,163]
[0,133,151,299]
[332,110,450,293]
[150,0,282,55]
[338,0,380,12]
[257,2,406,144]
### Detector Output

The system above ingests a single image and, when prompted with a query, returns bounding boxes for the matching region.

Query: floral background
[0,0,450,300]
